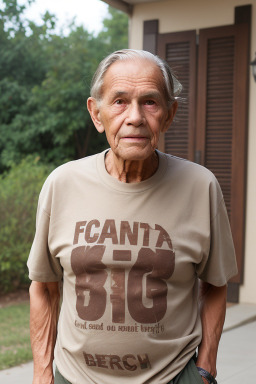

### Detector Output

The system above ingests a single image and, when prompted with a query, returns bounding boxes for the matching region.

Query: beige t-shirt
[28,150,237,384]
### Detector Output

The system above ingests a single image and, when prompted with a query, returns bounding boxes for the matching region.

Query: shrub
[0,157,52,293]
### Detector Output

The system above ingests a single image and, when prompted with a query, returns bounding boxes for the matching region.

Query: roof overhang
[100,0,161,15]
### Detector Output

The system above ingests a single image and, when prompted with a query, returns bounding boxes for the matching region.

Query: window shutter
[158,31,197,160]
[196,24,249,283]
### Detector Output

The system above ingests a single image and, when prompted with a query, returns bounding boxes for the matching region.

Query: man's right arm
[30,281,60,384]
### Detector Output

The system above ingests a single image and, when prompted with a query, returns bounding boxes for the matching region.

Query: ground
[0,289,29,308]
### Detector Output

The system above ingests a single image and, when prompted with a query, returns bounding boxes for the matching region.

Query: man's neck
[105,150,159,183]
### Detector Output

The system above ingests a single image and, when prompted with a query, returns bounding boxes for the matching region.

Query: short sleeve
[27,176,63,282]
[196,182,238,286]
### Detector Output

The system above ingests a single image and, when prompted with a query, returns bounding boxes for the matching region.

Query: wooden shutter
[196,24,249,283]
[158,31,197,160]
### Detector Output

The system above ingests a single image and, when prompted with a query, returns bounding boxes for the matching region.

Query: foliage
[0,0,59,170]
[0,28,109,168]
[0,302,32,370]
[0,157,52,292]
[98,6,129,52]
[0,1,129,171]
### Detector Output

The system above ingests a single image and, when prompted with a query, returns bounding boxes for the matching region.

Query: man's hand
[30,281,60,384]
[197,281,227,380]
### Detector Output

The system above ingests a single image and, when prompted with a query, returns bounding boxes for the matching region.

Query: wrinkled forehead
[101,58,165,97]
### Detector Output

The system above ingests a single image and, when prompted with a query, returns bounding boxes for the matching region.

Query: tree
[2,27,109,166]
[0,3,128,171]
[99,6,129,52]
[0,0,58,170]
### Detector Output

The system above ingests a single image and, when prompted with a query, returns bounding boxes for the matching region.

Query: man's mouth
[121,136,149,141]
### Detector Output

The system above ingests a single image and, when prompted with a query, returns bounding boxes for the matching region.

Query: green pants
[55,358,203,384]
[55,366,71,384]
[170,358,204,384]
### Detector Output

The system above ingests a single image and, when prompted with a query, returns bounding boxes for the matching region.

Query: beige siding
[240,1,256,302]
[130,0,256,304]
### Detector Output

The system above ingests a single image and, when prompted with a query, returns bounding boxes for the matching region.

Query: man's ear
[87,97,105,133]
[161,100,178,133]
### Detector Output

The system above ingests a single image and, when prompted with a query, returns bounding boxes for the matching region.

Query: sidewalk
[216,303,256,383]
[1,304,256,383]
[217,320,256,383]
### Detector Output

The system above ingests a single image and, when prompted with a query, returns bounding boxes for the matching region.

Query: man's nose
[126,102,144,126]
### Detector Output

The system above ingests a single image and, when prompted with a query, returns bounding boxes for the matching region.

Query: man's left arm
[196,281,227,383]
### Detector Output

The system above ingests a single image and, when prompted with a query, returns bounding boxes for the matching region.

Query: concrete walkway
[217,320,256,383]
[1,303,256,383]
[0,361,33,384]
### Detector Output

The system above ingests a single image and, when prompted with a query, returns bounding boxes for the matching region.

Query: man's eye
[115,99,124,105]
[145,100,156,105]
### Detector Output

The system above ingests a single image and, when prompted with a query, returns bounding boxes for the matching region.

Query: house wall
[130,0,256,304]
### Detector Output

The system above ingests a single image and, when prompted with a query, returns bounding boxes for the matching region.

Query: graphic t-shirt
[27,150,237,384]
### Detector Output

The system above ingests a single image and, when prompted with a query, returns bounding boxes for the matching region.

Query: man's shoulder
[49,153,99,180]
[161,152,223,204]
[163,152,217,183]
[39,152,102,199]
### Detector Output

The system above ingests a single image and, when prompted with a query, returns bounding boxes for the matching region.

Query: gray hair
[90,49,182,107]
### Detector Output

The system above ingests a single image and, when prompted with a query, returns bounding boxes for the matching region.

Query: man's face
[88,59,177,162]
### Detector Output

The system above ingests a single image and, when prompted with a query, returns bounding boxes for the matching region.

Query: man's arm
[30,281,60,384]
[196,281,227,383]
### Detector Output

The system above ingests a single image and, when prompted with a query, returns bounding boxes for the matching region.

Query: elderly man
[28,49,237,384]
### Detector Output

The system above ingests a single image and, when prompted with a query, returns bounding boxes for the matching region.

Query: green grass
[0,303,32,370]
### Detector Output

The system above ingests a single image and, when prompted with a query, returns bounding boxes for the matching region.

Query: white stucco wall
[130,0,256,304]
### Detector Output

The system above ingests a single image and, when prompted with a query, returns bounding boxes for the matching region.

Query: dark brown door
[158,23,249,292]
